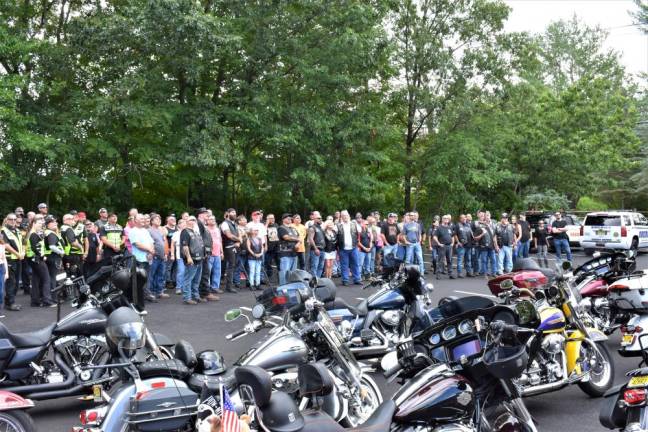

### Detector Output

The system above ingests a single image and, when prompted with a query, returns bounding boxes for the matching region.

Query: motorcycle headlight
[381,310,401,327]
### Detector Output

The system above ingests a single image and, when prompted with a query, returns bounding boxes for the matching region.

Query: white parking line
[454,290,496,299]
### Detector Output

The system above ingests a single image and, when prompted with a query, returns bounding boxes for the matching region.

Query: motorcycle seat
[3,323,56,348]
[325,297,368,316]
[86,266,112,285]
[512,258,555,281]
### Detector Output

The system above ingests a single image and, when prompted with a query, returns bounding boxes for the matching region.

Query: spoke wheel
[0,411,36,432]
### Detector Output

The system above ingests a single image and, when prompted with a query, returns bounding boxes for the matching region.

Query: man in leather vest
[495,213,515,274]
[220,208,241,293]
[454,214,474,278]
[336,210,361,286]
[307,211,326,278]
[278,214,300,285]
[1,214,23,311]
[197,208,218,301]
[180,216,205,305]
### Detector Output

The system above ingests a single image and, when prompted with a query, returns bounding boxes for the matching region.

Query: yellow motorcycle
[497,260,614,397]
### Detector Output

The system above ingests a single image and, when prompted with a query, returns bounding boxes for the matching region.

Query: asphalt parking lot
[3,250,643,431]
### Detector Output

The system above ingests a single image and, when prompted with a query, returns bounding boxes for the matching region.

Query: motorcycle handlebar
[226,329,247,340]
[489,321,535,336]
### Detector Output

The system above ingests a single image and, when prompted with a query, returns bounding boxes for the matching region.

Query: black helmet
[313,278,336,303]
[105,307,146,355]
[286,269,312,285]
[483,344,528,379]
[111,268,131,292]
[194,350,226,376]
[400,265,424,303]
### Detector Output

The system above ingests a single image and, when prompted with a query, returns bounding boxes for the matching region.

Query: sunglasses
[6,218,16,221]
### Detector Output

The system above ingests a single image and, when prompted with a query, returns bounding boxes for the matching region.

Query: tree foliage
[0,1,642,218]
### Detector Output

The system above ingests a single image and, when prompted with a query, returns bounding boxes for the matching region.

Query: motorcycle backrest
[235,366,273,408]
[313,278,336,303]
[298,363,334,397]
[174,340,197,369]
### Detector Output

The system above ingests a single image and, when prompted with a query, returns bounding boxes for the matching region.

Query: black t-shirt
[552,220,569,240]
[277,225,298,257]
[380,222,399,246]
[434,225,454,245]
[518,220,531,242]
[46,232,61,259]
[266,223,279,252]
[535,227,549,245]
[62,226,77,248]
[87,234,100,264]
[324,230,338,253]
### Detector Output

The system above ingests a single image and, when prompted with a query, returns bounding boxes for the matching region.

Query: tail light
[272,295,288,305]
[580,226,584,236]
[624,388,646,405]
[621,226,628,237]
[135,381,167,400]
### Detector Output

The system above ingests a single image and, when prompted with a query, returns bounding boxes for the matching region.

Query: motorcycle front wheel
[0,411,37,432]
[341,375,383,427]
[578,341,614,397]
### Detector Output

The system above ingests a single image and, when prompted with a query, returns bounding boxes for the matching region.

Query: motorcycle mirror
[380,351,399,372]
[424,283,434,293]
[500,279,514,290]
[628,250,637,259]
[224,309,242,322]
[561,261,572,271]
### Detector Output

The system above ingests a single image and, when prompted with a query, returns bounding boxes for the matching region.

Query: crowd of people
[0,204,574,311]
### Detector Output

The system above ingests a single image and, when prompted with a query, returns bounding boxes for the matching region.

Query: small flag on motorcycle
[220,384,240,432]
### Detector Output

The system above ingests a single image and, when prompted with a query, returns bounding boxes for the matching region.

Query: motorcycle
[574,251,636,335]
[494,261,614,397]
[225,277,383,427]
[72,306,218,432]
[234,308,538,432]
[0,255,172,401]
[600,333,648,432]
[0,391,36,432]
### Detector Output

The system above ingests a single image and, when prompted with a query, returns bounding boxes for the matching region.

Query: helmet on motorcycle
[286,269,312,286]
[400,265,424,303]
[194,350,226,376]
[483,344,528,379]
[105,307,146,356]
[111,268,131,292]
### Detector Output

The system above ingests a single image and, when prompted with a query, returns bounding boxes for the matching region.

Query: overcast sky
[504,0,647,77]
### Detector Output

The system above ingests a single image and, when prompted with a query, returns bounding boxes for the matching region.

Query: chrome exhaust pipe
[521,378,569,396]
[348,326,390,357]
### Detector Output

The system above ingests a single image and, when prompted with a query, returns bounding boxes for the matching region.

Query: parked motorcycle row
[2,251,648,431]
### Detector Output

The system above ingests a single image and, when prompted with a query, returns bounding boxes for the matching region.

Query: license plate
[92,384,102,402]
[629,376,648,388]
[622,334,635,346]
[596,229,607,236]
[596,242,605,247]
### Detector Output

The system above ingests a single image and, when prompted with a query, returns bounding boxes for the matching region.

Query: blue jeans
[554,238,572,262]
[479,248,497,275]
[456,246,472,274]
[339,249,360,283]
[175,259,185,291]
[209,256,222,292]
[0,265,5,307]
[248,259,262,286]
[517,240,530,258]
[279,256,297,285]
[182,262,202,301]
[405,243,425,275]
[369,246,378,274]
[358,250,371,276]
[235,254,246,285]
[149,257,166,295]
[498,246,513,274]
[309,250,325,278]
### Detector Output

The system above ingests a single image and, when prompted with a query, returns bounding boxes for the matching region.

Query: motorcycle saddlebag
[599,385,626,429]
[128,385,198,432]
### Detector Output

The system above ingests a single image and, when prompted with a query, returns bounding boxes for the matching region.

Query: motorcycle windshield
[316,310,362,380]
[438,296,496,319]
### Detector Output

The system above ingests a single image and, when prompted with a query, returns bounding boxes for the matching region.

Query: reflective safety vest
[71,223,86,255]
[103,224,123,250]
[60,225,74,255]
[1,227,23,260]
[26,233,46,259]
[44,229,63,256]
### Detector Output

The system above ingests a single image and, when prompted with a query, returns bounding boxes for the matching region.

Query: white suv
[580,211,648,254]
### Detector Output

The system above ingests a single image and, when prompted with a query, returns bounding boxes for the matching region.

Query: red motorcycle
[0,391,36,432]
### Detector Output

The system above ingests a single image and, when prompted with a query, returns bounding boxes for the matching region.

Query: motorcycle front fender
[586,327,608,342]
[0,391,34,410]
[565,335,583,375]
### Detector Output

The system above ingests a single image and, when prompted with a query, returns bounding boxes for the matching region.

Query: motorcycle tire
[0,410,37,432]
[340,375,383,428]
[577,342,614,397]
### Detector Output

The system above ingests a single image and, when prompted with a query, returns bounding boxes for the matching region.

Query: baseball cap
[77,211,86,219]
[197,207,209,215]
[388,212,397,218]
[38,203,48,209]
[44,216,56,224]
[252,210,262,217]
[281,213,292,220]
[501,212,509,219]
[99,208,107,213]
[70,210,78,216]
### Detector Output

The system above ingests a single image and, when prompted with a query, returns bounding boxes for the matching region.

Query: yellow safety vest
[60,225,74,255]
[71,223,86,255]
[44,229,63,256]
[26,233,46,259]
[1,227,23,260]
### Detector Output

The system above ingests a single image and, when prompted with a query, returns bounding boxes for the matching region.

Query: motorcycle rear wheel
[0,411,36,432]
[577,341,614,397]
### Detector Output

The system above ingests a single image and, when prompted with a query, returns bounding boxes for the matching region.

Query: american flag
[220,384,240,432]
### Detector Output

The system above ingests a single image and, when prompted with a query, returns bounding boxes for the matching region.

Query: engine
[54,335,109,381]
[517,334,566,388]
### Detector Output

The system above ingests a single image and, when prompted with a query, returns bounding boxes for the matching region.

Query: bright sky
[504,0,648,78]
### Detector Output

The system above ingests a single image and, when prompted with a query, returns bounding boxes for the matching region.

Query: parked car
[581,211,648,255]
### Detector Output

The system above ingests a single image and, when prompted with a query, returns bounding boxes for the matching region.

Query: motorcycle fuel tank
[367,288,405,310]
[488,271,548,296]
[537,306,565,332]
[393,364,474,424]
[54,307,108,336]
[235,333,308,372]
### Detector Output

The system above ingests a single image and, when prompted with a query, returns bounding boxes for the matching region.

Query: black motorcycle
[234,312,537,432]
[0,255,172,400]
